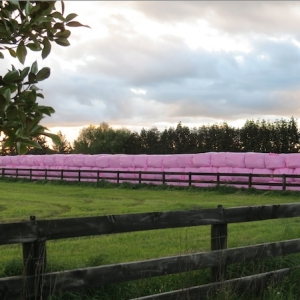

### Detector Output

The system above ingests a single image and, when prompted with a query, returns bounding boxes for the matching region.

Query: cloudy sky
[4,1,300,142]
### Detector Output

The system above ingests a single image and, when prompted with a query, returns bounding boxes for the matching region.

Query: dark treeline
[73,118,300,154]
[1,118,299,155]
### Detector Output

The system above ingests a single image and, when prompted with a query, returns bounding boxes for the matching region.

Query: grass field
[1,179,300,299]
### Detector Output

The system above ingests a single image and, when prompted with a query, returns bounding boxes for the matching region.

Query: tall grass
[1,179,300,299]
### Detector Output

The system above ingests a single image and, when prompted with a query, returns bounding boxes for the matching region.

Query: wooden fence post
[248,174,252,189]
[139,171,142,184]
[211,205,227,282]
[162,172,165,184]
[216,173,220,186]
[282,175,286,191]
[189,172,192,186]
[22,216,47,300]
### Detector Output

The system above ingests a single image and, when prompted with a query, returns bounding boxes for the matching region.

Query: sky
[3,1,300,143]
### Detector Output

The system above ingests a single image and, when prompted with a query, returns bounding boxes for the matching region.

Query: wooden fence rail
[0,203,300,299]
[2,167,300,190]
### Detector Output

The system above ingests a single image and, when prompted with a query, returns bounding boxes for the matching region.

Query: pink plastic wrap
[42,155,56,167]
[162,156,179,168]
[119,156,134,168]
[285,154,300,168]
[192,153,211,167]
[211,153,227,167]
[133,155,148,168]
[218,167,233,182]
[252,168,273,183]
[225,153,245,168]
[165,167,185,185]
[147,156,163,168]
[273,168,294,183]
[107,155,122,168]
[84,155,98,167]
[265,153,286,169]
[177,154,193,168]
[95,156,109,168]
[10,156,20,166]
[72,155,85,167]
[54,155,65,166]
[245,153,266,169]
[232,168,252,182]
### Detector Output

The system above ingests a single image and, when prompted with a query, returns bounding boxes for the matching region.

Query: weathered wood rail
[2,167,300,190]
[0,203,300,299]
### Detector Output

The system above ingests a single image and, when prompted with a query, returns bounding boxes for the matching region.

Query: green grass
[1,179,300,299]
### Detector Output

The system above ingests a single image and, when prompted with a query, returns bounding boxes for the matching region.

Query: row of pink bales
[1,152,300,190]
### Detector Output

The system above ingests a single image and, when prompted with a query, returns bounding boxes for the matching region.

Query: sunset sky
[2,1,300,143]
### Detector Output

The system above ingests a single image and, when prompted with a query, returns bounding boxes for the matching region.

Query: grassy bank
[1,179,300,299]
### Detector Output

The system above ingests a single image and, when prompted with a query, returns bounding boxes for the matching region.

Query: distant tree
[52,130,73,154]
[0,1,88,154]
[73,123,131,154]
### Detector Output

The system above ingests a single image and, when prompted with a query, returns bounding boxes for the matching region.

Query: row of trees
[72,118,300,154]
[1,118,299,155]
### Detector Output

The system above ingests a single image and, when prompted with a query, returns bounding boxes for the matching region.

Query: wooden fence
[2,167,300,190]
[1,203,300,299]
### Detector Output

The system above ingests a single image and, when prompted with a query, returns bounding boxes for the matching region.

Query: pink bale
[18,155,37,167]
[80,167,97,182]
[119,156,134,168]
[251,168,273,183]
[232,168,252,182]
[293,168,300,183]
[84,155,98,167]
[72,155,86,167]
[147,156,163,168]
[225,153,246,168]
[142,167,162,184]
[162,156,179,168]
[10,156,20,166]
[192,153,211,167]
[42,155,56,167]
[133,155,148,168]
[0,156,3,166]
[210,153,227,168]
[95,156,109,168]
[63,155,76,167]
[2,156,12,166]
[64,167,79,181]
[164,167,185,186]
[54,155,66,166]
[119,168,137,183]
[218,167,233,182]
[185,167,218,184]
[245,153,266,169]
[285,154,300,169]
[273,168,294,183]
[107,155,122,168]
[177,154,193,168]
[265,153,286,169]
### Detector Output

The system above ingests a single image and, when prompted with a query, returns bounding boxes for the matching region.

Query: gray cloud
[16,1,300,137]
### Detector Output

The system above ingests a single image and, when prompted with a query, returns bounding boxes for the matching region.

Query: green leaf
[51,11,65,21]
[65,13,78,22]
[66,21,90,28]
[61,0,65,15]
[6,47,17,58]
[43,132,62,146]
[54,38,70,46]
[0,94,7,109]
[20,67,30,80]
[3,70,20,83]
[42,37,51,59]
[2,88,11,102]
[26,43,42,51]
[0,52,3,59]
[55,29,71,38]
[28,72,37,83]
[37,93,44,99]
[25,1,31,15]
[36,67,51,81]
[31,61,38,74]
[16,41,27,64]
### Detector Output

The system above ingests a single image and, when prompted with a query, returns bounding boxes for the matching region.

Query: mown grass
[1,178,300,299]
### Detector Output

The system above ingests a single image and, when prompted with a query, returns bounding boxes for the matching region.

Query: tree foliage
[73,118,300,155]
[0,1,88,154]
